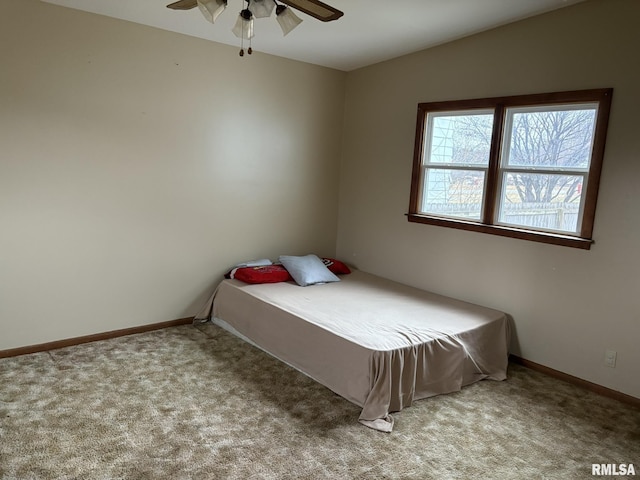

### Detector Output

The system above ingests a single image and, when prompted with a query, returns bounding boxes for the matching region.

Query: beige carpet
[1,323,638,479]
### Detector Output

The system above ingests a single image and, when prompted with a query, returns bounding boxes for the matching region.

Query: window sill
[406,213,594,250]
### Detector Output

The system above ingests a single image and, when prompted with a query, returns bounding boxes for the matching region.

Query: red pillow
[230,265,293,284]
[322,258,351,275]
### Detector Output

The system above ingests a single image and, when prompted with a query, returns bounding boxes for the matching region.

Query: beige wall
[338,0,640,398]
[0,0,345,349]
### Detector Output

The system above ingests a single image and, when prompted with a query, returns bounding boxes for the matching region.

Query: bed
[194,269,510,432]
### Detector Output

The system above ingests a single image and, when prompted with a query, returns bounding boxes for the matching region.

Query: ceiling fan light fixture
[232,8,255,39]
[275,5,302,36]
[197,0,227,23]
[249,0,276,18]
[167,0,342,58]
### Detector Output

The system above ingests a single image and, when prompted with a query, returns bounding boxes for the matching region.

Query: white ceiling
[41,0,584,71]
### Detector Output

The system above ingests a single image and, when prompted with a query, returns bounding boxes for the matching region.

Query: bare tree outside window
[498,106,597,233]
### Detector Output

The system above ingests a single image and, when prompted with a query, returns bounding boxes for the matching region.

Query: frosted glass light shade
[276,6,302,36]
[232,11,254,39]
[197,0,227,23]
[249,0,276,18]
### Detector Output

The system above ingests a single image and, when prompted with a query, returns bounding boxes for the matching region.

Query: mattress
[195,270,510,432]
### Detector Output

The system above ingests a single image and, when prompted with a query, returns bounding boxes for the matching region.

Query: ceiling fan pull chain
[237,3,252,57]
[247,0,253,55]
[239,11,245,56]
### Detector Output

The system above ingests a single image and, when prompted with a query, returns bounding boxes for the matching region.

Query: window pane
[504,105,597,169]
[498,172,584,233]
[427,112,494,166]
[421,168,485,220]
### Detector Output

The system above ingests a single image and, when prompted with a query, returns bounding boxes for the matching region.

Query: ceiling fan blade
[279,0,343,22]
[167,0,198,10]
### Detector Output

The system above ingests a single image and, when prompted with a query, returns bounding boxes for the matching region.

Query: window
[408,89,613,249]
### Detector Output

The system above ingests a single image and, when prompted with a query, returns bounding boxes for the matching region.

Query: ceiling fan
[167,0,344,55]
[167,0,343,22]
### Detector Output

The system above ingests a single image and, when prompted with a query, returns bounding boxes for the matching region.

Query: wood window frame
[407,89,613,249]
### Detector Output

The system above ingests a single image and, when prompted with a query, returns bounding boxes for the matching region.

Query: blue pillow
[278,254,340,287]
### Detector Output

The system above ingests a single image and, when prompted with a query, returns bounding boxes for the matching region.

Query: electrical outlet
[604,350,617,368]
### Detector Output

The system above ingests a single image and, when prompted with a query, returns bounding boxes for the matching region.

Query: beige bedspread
[195,270,510,432]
